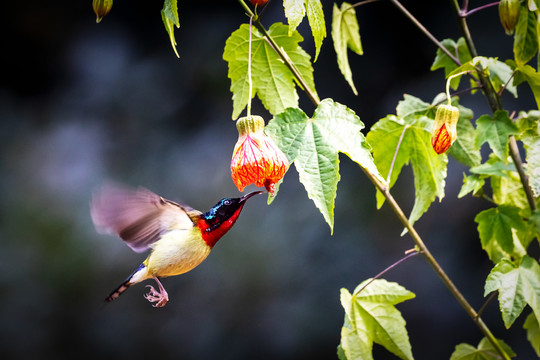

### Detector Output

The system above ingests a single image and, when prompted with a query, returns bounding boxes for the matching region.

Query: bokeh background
[1,1,537,359]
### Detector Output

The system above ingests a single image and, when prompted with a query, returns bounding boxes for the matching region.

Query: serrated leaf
[492,170,530,209]
[283,0,326,62]
[513,64,540,109]
[470,156,517,177]
[161,0,180,58]
[396,94,433,120]
[332,2,363,95]
[223,23,316,119]
[475,205,528,262]
[475,110,519,161]
[431,37,472,76]
[284,0,305,35]
[447,104,481,167]
[458,174,485,198]
[367,113,447,228]
[485,256,540,328]
[524,312,540,357]
[514,4,538,66]
[305,0,326,61]
[340,279,415,360]
[266,100,383,232]
[450,337,515,360]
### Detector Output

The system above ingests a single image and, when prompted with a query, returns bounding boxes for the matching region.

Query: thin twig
[387,125,409,184]
[354,250,421,296]
[477,291,498,319]
[462,2,499,17]
[390,0,461,66]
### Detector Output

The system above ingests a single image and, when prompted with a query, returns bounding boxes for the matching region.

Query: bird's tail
[105,263,148,303]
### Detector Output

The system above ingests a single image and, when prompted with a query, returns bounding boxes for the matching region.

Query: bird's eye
[224,199,232,206]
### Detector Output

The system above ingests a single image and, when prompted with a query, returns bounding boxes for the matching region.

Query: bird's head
[198,191,263,248]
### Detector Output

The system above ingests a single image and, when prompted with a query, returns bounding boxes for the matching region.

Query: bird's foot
[144,285,169,307]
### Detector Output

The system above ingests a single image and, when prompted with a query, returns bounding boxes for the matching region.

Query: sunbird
[91,183,262,307]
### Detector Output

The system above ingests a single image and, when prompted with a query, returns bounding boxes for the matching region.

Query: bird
[90,183,262,307]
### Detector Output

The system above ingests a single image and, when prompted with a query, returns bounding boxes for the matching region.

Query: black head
[203,191,263,223]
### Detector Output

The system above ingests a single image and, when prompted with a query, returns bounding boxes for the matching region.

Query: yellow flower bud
[93,0,113,23]
[499,0,520,35]
[431,104,459,154]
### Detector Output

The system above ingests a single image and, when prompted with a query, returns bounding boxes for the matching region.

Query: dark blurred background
[1,1,536,359]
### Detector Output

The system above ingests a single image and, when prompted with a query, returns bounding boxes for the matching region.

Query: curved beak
[239,190,264,203]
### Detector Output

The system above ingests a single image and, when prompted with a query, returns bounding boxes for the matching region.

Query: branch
[237,0,320,106]
[448,0,536,213]
[390,0,461,66]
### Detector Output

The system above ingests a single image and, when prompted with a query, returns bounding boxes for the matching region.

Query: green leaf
[284,0,305,35]
[458,174,485,198]
[332,2,363,95]
[447,57,515,95]
[223,23,316,120]
[305,0,326,61]
[161,0,180,58]
[266,100,383,232]
[447,104,481,167]
[492,170,530,209]
[524,312,540,357]
[475,205,529,262]
[485,256,540,328]
[339,279,415,360]
[396,94,433,120]
[514,4,538,66]
[367,113,447,228]
[450,337,515,360]
[516,110,540,197]
[431,37,472,76]
[475,110,519,161]
[513,64,540,109]
[283,0,326,61]
[470,156,517,178]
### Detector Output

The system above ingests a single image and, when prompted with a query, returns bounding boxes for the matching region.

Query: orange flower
[231,115,289,194]
[431,104,459,154]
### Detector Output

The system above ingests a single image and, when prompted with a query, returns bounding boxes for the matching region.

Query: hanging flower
[431,104,459,154]
[92,0,113,23]
[231,115,289,194]
[499,0,520,35]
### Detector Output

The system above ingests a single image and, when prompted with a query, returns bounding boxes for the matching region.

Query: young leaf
[513,64,540,109]
[484,256,540,328]
[339,279,415,360]
[514,4,538,66]
[332,2,363,95]
[449,337,515,360]
[305,0,326,61]
[475,110,519,161]
[284,0,305,36]
[223,23,317,120]
[161,0,180,58]
[431,37,472,76]
[458,174,485,198]
[475,205,528,262]
[524,312,540,357]
[283,0,326,61]
[367,114,447,228]
[265,99,383,233]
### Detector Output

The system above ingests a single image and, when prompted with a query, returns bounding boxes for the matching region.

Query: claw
[143,277,169,307]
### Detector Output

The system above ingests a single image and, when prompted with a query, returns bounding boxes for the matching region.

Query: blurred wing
[90,183,201,253]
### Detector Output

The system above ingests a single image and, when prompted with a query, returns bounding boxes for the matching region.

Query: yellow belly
[145,228,211,278]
